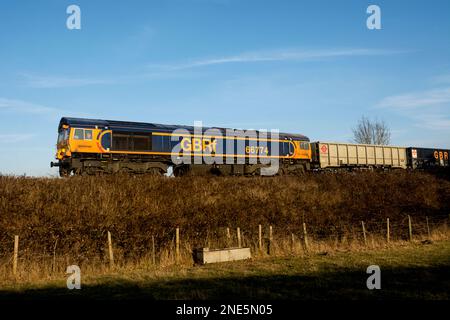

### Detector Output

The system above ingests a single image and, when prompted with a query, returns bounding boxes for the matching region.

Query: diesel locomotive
[50,117,449,177]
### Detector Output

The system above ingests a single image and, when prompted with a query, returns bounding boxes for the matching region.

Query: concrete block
[193,247,251,264]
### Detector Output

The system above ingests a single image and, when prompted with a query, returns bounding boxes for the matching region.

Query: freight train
[50,117,449,177]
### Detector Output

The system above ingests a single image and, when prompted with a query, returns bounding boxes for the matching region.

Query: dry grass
[0,170,449,285]
[1,240,449,300]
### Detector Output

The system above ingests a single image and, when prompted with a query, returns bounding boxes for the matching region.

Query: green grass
[1,240,449,300]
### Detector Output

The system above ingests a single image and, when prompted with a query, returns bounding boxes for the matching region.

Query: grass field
[1,240,449,300]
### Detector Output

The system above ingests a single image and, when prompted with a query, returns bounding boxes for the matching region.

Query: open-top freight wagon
[311,142,408,170]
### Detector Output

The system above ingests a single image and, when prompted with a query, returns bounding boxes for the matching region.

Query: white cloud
[0,134,35,143]
[376,87,450,132]
[20,48,402,88]
[0,97,90,119]
[21,73,114,88]
[377,87,450,109]
[411,114,450,130]
[0,97,61,115]
[149,48,402,71]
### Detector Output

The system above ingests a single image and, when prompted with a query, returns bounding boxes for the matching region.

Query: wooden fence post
[176,228,180,263]
[361,221,367,246]
[268,225,273,255]
[237,227,241,248]
[408,215,413,241]
[52,238,58,273]
[386,218,390,244]
[107,231,114,268]
[426,216,431,238]
[291,233,295,253]
[13,235,19,276]
[258,224,262,253]
[226,227,231,247]
[302,222,309,251]
[152,235,156,265]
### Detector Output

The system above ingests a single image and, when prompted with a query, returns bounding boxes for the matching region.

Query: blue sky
[0,0,449,176]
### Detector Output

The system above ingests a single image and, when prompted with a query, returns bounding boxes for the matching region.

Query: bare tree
[352,116,391,145]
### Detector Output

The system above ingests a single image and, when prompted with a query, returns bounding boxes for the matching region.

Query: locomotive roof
[59,117,310,141]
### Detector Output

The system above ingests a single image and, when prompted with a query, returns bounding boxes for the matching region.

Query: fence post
[361,221,367,246]
[176,228,180,263]
[52,238,58,273]
[291,233,295,253]
[408,215,413,241]
[13,235,19,276]
[152,235,156,265]
[258,224,262,253]
[107,231,114,268]
[386,218,390,244]
[303,222,309,251]
[426,217,431,238]
[237,227,241,248]
[226,227,231,247]
[268,225,273,255]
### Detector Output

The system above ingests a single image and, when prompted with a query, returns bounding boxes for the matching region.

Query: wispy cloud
[0,97,61,115]
[20,48,403,88]
[21,73,114,88]
[149,48,403,71]
[413,114,450,130]
[0,133,35,143]
[0,97,89,119]
[376,87,450,131]
[377,87,450,109]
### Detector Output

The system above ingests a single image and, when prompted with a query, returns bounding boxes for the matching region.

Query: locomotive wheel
[173,165,190,177]
[59,168,70,178]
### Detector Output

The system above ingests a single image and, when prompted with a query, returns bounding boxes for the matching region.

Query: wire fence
[1,213,449,277]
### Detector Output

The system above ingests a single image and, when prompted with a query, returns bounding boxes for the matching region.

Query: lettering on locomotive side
[245,145,269,155]
[180,137,217,153]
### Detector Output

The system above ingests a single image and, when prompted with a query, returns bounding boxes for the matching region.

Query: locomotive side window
[300,142,309,150]
[84,130,93,140]
[57,131,66,143]
[74,129,84,140]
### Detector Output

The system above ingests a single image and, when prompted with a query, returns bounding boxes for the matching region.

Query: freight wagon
[407,147,449,169]
[311,141,408,170]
